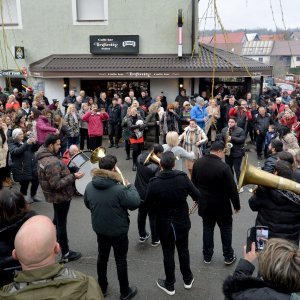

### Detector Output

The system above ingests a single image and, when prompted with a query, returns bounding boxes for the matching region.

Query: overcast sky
[198,0,299,31]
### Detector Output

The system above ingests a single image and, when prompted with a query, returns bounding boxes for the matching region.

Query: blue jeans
[53,201,71,255]
[202,215,234,260]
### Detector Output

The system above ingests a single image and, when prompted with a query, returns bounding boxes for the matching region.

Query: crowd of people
[0,85,300,299]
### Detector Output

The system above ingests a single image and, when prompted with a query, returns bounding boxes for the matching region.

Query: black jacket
[145,170,200,241]
[249,187,300,243]
[223,259,292,300]
[262,152,280,173]
[107,104,121,125]
[134,152,159,200]
[192,154,240,217]
[84,169,140,237]
[221,126,245,158]
[145,112,159,149]
[0,210,36,287]
[62,95,76,109]
[8,140,38,182]
[254,114,272,136]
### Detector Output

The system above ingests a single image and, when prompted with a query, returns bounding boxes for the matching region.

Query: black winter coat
[145,112,159,149]
[145,170,200,241]
[255,114,272,136]
[8,140,38,182]
[107,104,121,125]
[192,154,240,217]
[134,152,159,200]
[0,210,36,286]
[223,259,293,300]
[221,126,245,158]
[249,187,300,243]
[262,152,280,173]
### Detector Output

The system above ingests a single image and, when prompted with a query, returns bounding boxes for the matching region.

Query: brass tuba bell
[90,147,127,186]
[238,155,300,194]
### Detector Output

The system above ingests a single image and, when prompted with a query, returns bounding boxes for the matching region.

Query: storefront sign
[0,70,24,77]
[14,46,25,59]
[90,35,139,54]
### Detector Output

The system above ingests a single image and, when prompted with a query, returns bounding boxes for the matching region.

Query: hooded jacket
[145,169,200,241]
[0,210,36,287]
[223,259,294,300]
[36,146,75,203]
[82,111,109,137]
[84,169,140,237]
[0,264,103,300]
[249,187,300,243]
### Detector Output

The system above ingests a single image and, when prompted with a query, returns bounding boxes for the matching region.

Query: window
[0,0,22,27]
[296,57,300,61]
[72,0,108,25]
[258,57,263,62]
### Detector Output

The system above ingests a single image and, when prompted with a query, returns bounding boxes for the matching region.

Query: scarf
[72,112,78,124]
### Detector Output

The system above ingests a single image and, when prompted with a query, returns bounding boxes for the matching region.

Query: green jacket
[84,168,141,237]
[0,263,103,300]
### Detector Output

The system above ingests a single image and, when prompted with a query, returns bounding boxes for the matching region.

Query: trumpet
[91,147,127,186]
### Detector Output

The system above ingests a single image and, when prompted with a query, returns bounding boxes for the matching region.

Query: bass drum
[75,161,98,195]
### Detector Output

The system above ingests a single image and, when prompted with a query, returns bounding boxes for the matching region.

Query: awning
[29,44,272,79]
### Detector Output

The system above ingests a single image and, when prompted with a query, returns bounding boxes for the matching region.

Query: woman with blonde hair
[223,238,300,299]
[64,103,80,147]
[163,131,195,171]
[131,99,145,119]
[179,119,208,177]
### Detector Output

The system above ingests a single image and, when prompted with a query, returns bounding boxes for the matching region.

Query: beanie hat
[12,128,23,140]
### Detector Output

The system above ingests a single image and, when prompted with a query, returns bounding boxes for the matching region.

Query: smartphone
[246,226,269,252]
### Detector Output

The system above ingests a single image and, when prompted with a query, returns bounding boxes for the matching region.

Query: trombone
[90,147,127,186]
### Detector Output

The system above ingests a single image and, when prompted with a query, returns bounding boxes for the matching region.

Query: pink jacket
[36,115,56,145]
[82,111,109,137]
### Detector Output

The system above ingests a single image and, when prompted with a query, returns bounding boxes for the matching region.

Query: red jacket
[62,149,71,165]
[272,103,285,117]
[279,115,297,129]
[228,107,252,120]
[6,101,20,111]
[82,111,109,137]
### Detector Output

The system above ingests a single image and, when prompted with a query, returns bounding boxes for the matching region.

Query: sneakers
[224,255,237,265]
[120,286,137,300]
[115,144,119,148]
[151,241,160,247]
[156,279,175,296]
[25,195,34,204]
[203,258,212,264]
[32,195,43,202]
[61,250,82,263]
[139,232,150,243]
[184,277,194,289]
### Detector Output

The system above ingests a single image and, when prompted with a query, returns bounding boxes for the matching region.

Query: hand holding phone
[246,226,269,253]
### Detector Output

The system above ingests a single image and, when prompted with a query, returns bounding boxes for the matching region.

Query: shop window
[73,0,108,25]
[296,56,300,61]
[258,57,263,62]
[1,0,22,27]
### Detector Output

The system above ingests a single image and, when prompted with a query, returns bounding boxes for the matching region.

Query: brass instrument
[144,149,160,165]
[91,147,127,186]
[238,155,300,194]
[224,127,233,156]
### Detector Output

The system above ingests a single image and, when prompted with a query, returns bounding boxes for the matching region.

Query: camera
[246,226,269,252]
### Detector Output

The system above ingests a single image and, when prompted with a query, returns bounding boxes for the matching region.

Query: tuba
[238,155,300,194]
[224,127,233,156]
[91,147,127,186]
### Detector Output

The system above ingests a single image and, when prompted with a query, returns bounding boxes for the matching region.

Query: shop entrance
[81,80,150,99]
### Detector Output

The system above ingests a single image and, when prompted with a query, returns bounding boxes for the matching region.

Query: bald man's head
[13,216,60,270]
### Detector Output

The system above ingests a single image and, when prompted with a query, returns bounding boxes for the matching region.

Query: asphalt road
[16,138,261,300]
